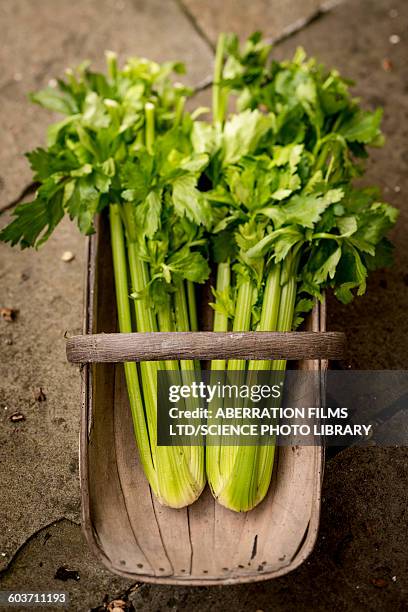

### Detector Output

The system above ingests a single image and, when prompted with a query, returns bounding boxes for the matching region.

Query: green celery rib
[227,264,283,512]
[174,280,196,393]
[207,260,299,512]
[249,264,282,372]
[250,264,299,507]
[212,32,227,126]
[157,281,206,505]
[207,278,255,510]
[145,102,155,154]
[246,264,282,509]
[214,278,256,511]
[109,204,158,495]
[211,262,231,367]
[157,302,178,371]
[206,262,230,497]
[174,279,205,493]
[222,279,253,481]
[186,280,198,332]
[126,243,205,507]
[126,242,159,450]
[186,280,200,370]
[228,279,253,369]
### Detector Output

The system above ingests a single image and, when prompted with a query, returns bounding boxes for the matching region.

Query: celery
[0,35,398,513]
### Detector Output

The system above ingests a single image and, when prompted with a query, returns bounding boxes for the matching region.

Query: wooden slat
[187,487,216,576]
[88,362,153,574]
[230,447,315,575]
[150,499,193,577]
[211,501,247,577]
[113,364,173,576]
[67,330,345,363]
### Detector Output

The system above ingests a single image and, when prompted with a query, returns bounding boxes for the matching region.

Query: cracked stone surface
[181,0,333,44]
[1,0,408,610]
[0,217,85,571]
[0,519,135,611]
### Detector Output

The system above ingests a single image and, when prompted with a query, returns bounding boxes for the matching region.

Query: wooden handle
[66,331,345,363]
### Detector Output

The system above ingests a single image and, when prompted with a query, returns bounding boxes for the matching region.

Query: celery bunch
[0,35,398,511]
[0,54,210,508]
[203,34,398,511]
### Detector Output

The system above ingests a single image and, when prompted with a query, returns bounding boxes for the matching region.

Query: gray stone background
[0,0,407,610]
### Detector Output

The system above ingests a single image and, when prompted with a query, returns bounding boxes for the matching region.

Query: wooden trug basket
[67,214,344,585]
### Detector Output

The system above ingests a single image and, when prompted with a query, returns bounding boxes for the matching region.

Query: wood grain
[67,330,345,363]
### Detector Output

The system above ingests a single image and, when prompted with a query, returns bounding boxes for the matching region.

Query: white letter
[169,385,179,403]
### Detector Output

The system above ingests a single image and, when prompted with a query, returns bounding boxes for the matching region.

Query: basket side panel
[113,364,174,576]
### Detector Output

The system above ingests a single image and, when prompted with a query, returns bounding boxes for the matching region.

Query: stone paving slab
[0,217,84,572]
[182,0,332,44]
[0,520,134,612]
[1,0,408,610]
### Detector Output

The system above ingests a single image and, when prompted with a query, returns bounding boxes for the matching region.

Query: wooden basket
[66,214,345,585]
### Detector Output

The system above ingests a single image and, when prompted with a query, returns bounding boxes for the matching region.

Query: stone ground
[0,0,407,610]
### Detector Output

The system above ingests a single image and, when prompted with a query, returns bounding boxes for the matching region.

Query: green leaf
[65,178,99,235]
[339,108,383,144]
[168,249,210,283]
[355,202,398,244]
[26,146,79,181]
[178,153,209,174]
[135,190,162,238]
[261,188,344,229]
[270,169,301,201]
[82,92,110,130]
[336,215,358,237]
[121,155,153,203]
[272,144,303,169]
[246,227,303,259]
[293,297,314,329]
[209,286,236,319]
[333,244,368,303]
[71,163,93,177]
[211,229,238,263]
[192,122,215,154]
[222,109,274,164]
[0,187,64,248]
[364,237,394,271]
[30,87,78,115]
[26,148,56,181]
[76,124,99,157]
[172,175,211,227]
[47,115,79,147]
[313,245,342,284]
[272,230,304,263]
[319,71,351,115]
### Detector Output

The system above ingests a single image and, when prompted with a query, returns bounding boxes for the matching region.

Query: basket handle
[66,331,345,363]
